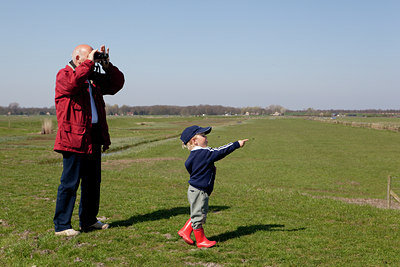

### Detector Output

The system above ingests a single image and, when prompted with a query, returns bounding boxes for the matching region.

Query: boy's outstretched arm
[238,139,249,147]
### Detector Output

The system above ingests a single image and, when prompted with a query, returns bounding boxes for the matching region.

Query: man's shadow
[210,224,306,243]
[110,205,230,227]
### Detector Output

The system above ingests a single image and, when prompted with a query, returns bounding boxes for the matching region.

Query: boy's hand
[238,139,249,147]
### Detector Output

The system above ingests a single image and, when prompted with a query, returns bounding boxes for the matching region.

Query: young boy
[178,125,248,248]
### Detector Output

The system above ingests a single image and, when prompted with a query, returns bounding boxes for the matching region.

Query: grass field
[2,115,400,266]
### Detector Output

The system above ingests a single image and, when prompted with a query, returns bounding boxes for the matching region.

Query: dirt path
[303,192,400,210]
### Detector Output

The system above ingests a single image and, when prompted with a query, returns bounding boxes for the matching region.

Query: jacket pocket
[61,124,86,149]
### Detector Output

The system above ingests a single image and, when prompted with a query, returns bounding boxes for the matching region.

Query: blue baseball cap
[180,125,212,144]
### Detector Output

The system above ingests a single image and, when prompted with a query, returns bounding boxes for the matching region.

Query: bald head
[72,44,93,66]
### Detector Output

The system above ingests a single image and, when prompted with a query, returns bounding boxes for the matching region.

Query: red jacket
[54,60,124,154]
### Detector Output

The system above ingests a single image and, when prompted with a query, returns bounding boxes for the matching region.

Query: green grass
[335,116,400,124]
[1,115,400,266]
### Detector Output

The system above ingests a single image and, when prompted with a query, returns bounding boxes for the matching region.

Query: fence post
[388,175,391,208]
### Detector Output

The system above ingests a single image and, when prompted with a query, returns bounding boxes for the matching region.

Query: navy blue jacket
[185,141,240,195]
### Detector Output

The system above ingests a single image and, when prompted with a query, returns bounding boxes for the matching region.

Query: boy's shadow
[110,205,230,227]
[210,224,306,243]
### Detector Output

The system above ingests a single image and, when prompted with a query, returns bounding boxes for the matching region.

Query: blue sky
[0,0,398,110]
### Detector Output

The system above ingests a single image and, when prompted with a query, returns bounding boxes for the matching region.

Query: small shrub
[41,118,53,134]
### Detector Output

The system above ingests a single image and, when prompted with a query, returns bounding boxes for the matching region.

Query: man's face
[77,47,93,65]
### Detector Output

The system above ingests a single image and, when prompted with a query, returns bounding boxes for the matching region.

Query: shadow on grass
[110,205,230,227]
[210,224,306,243]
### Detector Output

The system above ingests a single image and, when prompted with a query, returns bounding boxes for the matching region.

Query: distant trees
[0,103,56,115]
[1,102,400,117]
[105,104,244,116]
[1,103,288,116]
[267,105,286,114]
[103,104,289,116]
[8,102,20,114]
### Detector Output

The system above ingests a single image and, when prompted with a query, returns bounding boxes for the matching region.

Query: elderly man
[53,44,124,236]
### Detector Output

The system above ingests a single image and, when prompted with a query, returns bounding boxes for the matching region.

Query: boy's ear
[191,136,197,146]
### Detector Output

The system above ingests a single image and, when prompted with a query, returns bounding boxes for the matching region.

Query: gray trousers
[188,185,209,229]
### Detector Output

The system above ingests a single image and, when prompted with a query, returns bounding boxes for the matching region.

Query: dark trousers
[53,127,102,232]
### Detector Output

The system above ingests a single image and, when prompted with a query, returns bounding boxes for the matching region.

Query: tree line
[0,103,286,116]
[1,102,399,117]
[105,104,287,116]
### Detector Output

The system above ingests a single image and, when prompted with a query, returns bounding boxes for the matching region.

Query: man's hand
[103,144,109,152]
[99,45,110,70]
[88,49,98,62]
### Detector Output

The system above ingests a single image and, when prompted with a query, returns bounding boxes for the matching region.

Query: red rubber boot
[193,227,216,248]
[178,218,194,245]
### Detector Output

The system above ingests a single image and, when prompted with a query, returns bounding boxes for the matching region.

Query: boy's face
[193,133,208,147]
